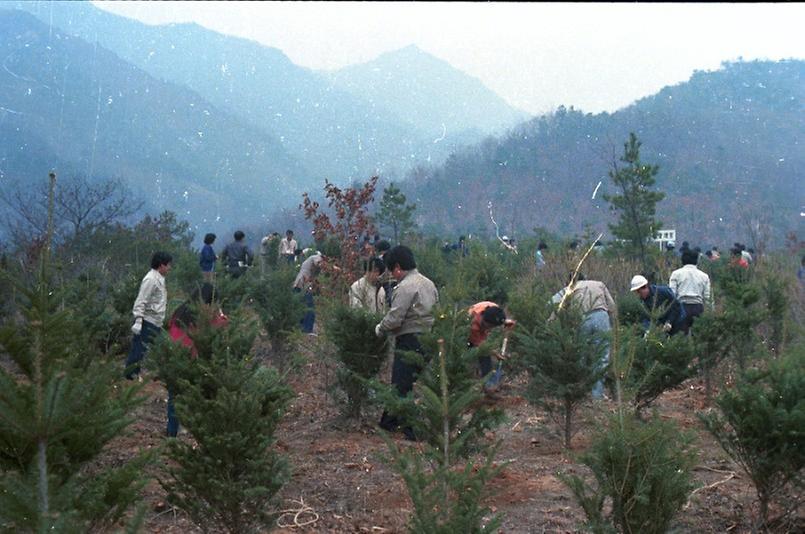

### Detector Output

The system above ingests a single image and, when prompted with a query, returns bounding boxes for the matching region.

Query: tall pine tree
[0,172,147,531]
[603,133,665,269]
[376,182,416,244]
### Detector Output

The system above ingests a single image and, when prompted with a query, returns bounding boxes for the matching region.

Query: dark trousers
[380,333,425,431]
[124,321,161,379]
[682,303,704,334]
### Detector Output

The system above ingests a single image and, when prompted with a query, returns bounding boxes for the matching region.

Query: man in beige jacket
[375,245,439,438]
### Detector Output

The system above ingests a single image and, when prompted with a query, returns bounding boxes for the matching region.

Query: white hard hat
[630,275,649,292]
[666,240,676,248]
[501,235,510,241]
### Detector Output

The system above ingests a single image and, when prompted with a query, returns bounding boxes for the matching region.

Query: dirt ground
[111,333,795,534]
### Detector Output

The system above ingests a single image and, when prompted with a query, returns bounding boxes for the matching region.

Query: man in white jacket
[124,251,172,379]
[349,258,387,314]
[669,249,713,334]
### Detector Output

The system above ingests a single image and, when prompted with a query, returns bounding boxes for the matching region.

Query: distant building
[654,229,677,250]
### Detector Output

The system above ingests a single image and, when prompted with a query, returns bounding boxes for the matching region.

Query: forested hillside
[405,60,804,245]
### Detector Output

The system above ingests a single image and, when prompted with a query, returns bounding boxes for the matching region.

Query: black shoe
[379,412,398,432]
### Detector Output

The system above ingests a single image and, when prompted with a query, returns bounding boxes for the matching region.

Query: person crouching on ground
[375,245,439,439]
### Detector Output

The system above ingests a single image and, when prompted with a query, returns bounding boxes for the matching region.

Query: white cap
[666,240,675,248]
[630,275,649,292]
[501,235,510,241]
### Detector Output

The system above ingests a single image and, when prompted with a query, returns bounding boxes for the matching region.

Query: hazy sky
[93,1,805,115]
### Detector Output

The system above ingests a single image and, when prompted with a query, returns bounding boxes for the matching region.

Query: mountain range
[1,2,802,246]
[11,0,524,183]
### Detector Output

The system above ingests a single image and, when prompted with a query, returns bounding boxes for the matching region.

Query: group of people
[124,230,726,439]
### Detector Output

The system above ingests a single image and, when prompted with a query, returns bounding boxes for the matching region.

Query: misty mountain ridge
[326,44,528,137]
[0,9,306,235]
[11,0,522,183]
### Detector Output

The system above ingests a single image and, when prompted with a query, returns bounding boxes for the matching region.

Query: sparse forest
[1,159,802,532]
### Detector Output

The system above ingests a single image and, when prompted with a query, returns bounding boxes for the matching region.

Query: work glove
[374,324,383,338]
[131,317,143,335]
[662,322,673,333]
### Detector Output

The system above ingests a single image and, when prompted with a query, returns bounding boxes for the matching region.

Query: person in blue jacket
[199,233,217,281]
[630,274,686,335]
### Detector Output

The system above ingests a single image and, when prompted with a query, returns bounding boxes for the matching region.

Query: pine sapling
[326,304,388,419]
[516,305,607,448]
[700,345,804,530]
[380,307,505,533]
[155,312,293,533]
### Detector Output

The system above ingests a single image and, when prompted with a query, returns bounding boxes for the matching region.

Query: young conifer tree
[700,345,804,530]
[327,304,388,419]
[150,308,293,533]
[380,307,505,533]
[603,133,665,270]
[616,324,696,416]
[516,304,608,448]
[0,173,147,531]
[561,327,698,534]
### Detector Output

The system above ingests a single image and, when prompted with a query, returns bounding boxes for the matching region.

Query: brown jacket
[377,269,439,336]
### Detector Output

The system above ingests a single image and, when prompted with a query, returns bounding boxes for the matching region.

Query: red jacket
[168,311,228,358]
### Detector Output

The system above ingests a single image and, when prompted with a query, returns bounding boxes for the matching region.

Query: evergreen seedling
[153,312,293,533]
[561,327,697,533]
[0,173,147,531]
[700,345,804,529]
[615,325,696,416]
[380,307,505,533]
[516,305,607,448]
[327,304,388,419]
[561,411,697,534]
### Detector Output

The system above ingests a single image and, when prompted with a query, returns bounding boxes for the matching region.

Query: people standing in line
[221,230,253,278]
[165,283,229,437]
[199,233,217,282]
[292,250,324,334]
[630,274,686,336]
[350,257,387,314]
[375,245,439,440]
[535,241,548,270]
[669,249,713,334]
[280,230,298,265]
[551,274,617,399]
[467,301,515,393]
[125,251,172,380]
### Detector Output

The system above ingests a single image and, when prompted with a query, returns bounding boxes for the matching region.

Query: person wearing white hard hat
[630,274,686,335]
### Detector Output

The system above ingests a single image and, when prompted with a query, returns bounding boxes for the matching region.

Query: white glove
[374,324,383,338]
[662,322,673,333]
[131,317,143,335]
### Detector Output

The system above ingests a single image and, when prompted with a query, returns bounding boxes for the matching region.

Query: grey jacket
[377,269,439,336]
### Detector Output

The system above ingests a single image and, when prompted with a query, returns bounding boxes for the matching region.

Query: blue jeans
[477,353,503,388]
[293,287,315,333]
[167,387,179,437]
[124,320,161,379]
[582,310,611,399]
